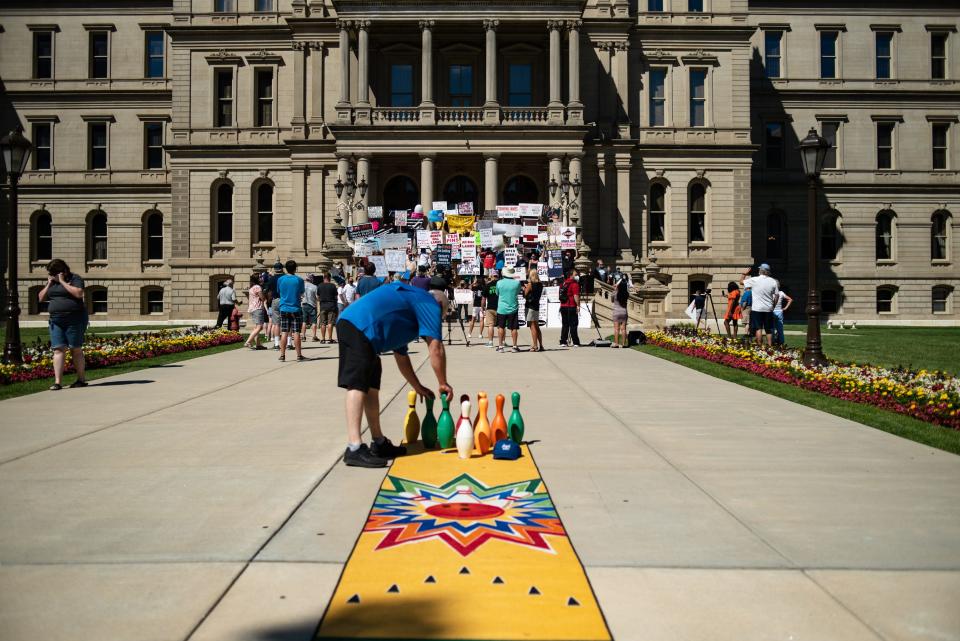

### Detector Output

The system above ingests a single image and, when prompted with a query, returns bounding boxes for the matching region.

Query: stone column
[336,20,352,123]
[420,153,435,209]
[419,20,436,123]
[292,166,308,254]
[613,41,630,138]
[356,156,370,221]
[547,20,564,123]
[569,154,583,216]
[308,41,325,137]
[548,156,563,209]
[616,155,632,265]
[354,20,372,124]
[483,19,500,124]
[484,153,499,212]
[291,42,307,137]
[566,20,584,124]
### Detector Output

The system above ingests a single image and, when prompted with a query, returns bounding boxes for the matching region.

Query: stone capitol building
[0,0,957,323]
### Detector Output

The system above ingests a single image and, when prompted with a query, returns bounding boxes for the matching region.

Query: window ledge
[211,242,235,249]
[688,242,711,249]
[874,170,901,176]
[876,260,897,266]
[86,260,109,267]
[142,260,165,266]
[932,259,951,266]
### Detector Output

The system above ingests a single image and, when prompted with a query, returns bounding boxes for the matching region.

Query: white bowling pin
[455,400,474,460]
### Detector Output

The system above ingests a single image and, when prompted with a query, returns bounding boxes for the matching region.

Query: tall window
[145,288,165,314]
[649,183,666,242]
[214,0,236,11]
[390,63,414,107]
[32,123,52,170]
[33,31,53,79]
[688,0,703,11]
[689,183,706,242]
[89,289,108,315]
[820,31,838,79]
[254,68,274,127]
[876,287,895,314]
[449,64,473,106]
[89,32,109,78]
[215,183,233,243]
[255,0,273,10]
[144,122,164,169]
[507,63,533,107]
[648,0,663,10]
[765,121,785,168]
[649,68,666,126]
[256,183,273,243]
[90,212,108,261]
[932,287,950,314]
[877,121,895,169]
[145,212,163,261]
[88,122,107,170]
[876,210,895,261]
[215,69,233,127]
[821,212,841,260]
[932,123,949,170]
[931,32,947,80]
[764,31,782,78]
[766,211,785,259]
[875,32,893,79]
[932,211,949,261]
[383,175,419,213]
[145,31,164,78]
[34,212,53,262]
[821,121,839,169]
[689,69,707,127]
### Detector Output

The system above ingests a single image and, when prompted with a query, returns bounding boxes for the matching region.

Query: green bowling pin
[421,396,438,449]
[508,391,525,444]
[437,392,456,449]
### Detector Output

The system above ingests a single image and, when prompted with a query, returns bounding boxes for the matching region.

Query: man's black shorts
[751,310,775,333]
[336,319,382,392]
[496,311,519,330]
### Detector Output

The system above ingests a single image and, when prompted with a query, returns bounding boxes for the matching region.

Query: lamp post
[1,126,33,365]
[798,127,829,368]
[548,165,589,272]
[327,164,368,265]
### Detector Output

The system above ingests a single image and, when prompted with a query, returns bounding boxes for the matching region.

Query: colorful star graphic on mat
[365,473,566,556]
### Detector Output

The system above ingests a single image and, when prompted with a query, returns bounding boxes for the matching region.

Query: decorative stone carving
[483,19,499,31]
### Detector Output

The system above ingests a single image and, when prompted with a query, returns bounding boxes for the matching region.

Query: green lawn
[783,325,960,376]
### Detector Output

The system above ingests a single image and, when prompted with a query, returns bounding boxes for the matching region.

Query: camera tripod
[698,290,723,335]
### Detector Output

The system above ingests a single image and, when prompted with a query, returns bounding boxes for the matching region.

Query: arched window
[820,210,842,260]
[214,182,233,243]
[28,285,49,315]
[689,182,706,243]
[382,175,419,216]
[876,210,896,261]
[766,210,785,259]
[502,175,539,206]
[32,211,53,262]
[254,182,273,243]
[89,210,108,261]
[142,286,164,314]
[144,211,163,261]
[649,183,666,242]
[876,286,896,314]
[932,286,952,314]
[932,210,950,261]
[442,175,478,214]
[87,286,108,315]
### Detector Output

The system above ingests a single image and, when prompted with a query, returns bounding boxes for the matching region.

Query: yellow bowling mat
[316,443,612,640]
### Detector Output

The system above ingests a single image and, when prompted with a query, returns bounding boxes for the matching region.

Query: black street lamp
[1,126,33,365]
[549,164,588,271]
[798,127,830,368]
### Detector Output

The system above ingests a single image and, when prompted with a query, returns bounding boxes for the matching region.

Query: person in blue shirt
[355,262,382,297]
[277,260,306,362]
[336,281,453,468]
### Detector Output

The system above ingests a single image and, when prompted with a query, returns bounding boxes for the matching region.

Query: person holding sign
[336,282,453,468]
[495,266,522,353]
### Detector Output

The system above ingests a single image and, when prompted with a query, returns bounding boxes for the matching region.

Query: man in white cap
[741,263,779,346]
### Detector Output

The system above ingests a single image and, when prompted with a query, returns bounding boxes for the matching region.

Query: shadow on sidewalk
[253,597,443,641]
[91,379,154,387]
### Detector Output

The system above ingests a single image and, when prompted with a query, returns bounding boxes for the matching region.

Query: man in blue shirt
[277,260,306,362]
[337,281,453,468]
[355,262,382,297]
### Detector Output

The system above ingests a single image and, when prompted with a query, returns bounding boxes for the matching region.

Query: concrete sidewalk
[0,330,958,641]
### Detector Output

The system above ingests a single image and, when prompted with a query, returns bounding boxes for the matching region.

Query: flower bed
[0,327,243,385]
[647,327,960,430]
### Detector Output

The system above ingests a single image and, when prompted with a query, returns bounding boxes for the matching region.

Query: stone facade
[0,0,957,323]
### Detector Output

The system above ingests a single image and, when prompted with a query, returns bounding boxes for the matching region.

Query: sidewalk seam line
[801,570,891,641]
[545,349,798,568]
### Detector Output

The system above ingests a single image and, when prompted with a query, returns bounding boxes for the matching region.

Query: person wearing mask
[741,264,779,346]
[592,259,608,286]
[244,274,266,349]
[559,268,581,347]
[301,274,320,343]
[38,259,88,390]
[612,273,630,348]
[495,266,522,353]
[773,289,793,346]
[524,269,545,352]
[215,278,237,329]
[724,282,742,339]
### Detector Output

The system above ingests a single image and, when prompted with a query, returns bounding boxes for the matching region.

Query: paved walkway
[0,330,958,641]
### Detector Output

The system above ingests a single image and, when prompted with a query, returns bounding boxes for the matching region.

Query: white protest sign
[480,228,494,248]
[457,201,474,215]
[367,206,383,219]
[547,302,562,328]
[384,249,407,272]
[429,230,443,249]
[518,203,543,217]
[494,223,522,237]
[458,260,480,276]
[537,262,549,281]
[521,225,539,237]
[545,285,560,303]
[416,230,430,249]
[394,210,408,227]
[380,233,410,249]
[559,226,577,249]
[432,201,448,212]
[504,247,518,267]
[369,255,387,276]
[492,234,505,249]
[453,289,473,305]
[496,205,520,219]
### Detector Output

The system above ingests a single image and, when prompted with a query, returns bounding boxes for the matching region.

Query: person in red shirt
[559,268,581,347]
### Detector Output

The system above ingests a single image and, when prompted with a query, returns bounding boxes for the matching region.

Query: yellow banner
[445,214,476,234]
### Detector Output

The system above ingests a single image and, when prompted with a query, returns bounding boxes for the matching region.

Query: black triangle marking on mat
[459,566,470,575]
[529,586,541,595]
[492,576,504,584]
[347,594,360,604]
[387,584,400,593]
[424,575,437,583]
[567,597,580,606]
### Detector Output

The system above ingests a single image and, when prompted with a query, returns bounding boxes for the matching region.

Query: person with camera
[38,259,88,390]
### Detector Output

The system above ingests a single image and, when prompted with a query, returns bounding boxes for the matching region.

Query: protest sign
[429,230,443,249]
[496,205,520,219]
[538,224,549,241]
[521,225,539,237]
[458,260,480,276]
[384,249,407,272]
[518,203,543,217]
[559,226,577,249]
[436,244,452,266]
[380,233,409,250]
[453,289,473,305]
[494,223,522,237]
[537,262,549,281]
[428,210,444,223]
[547,249,564,278]
[393,210,407,227]
[347,223,375,240]
[367,206,383,219]
[445,214,475,233]
[431,201,448,212]
[477,219,494,230]
[504,246,518,267]
[457,201,474,215]
[492,234,505,249]
[479,228,494,248]
[369,255,387,276]
[545,285,560,303]
[416,230,430,249]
